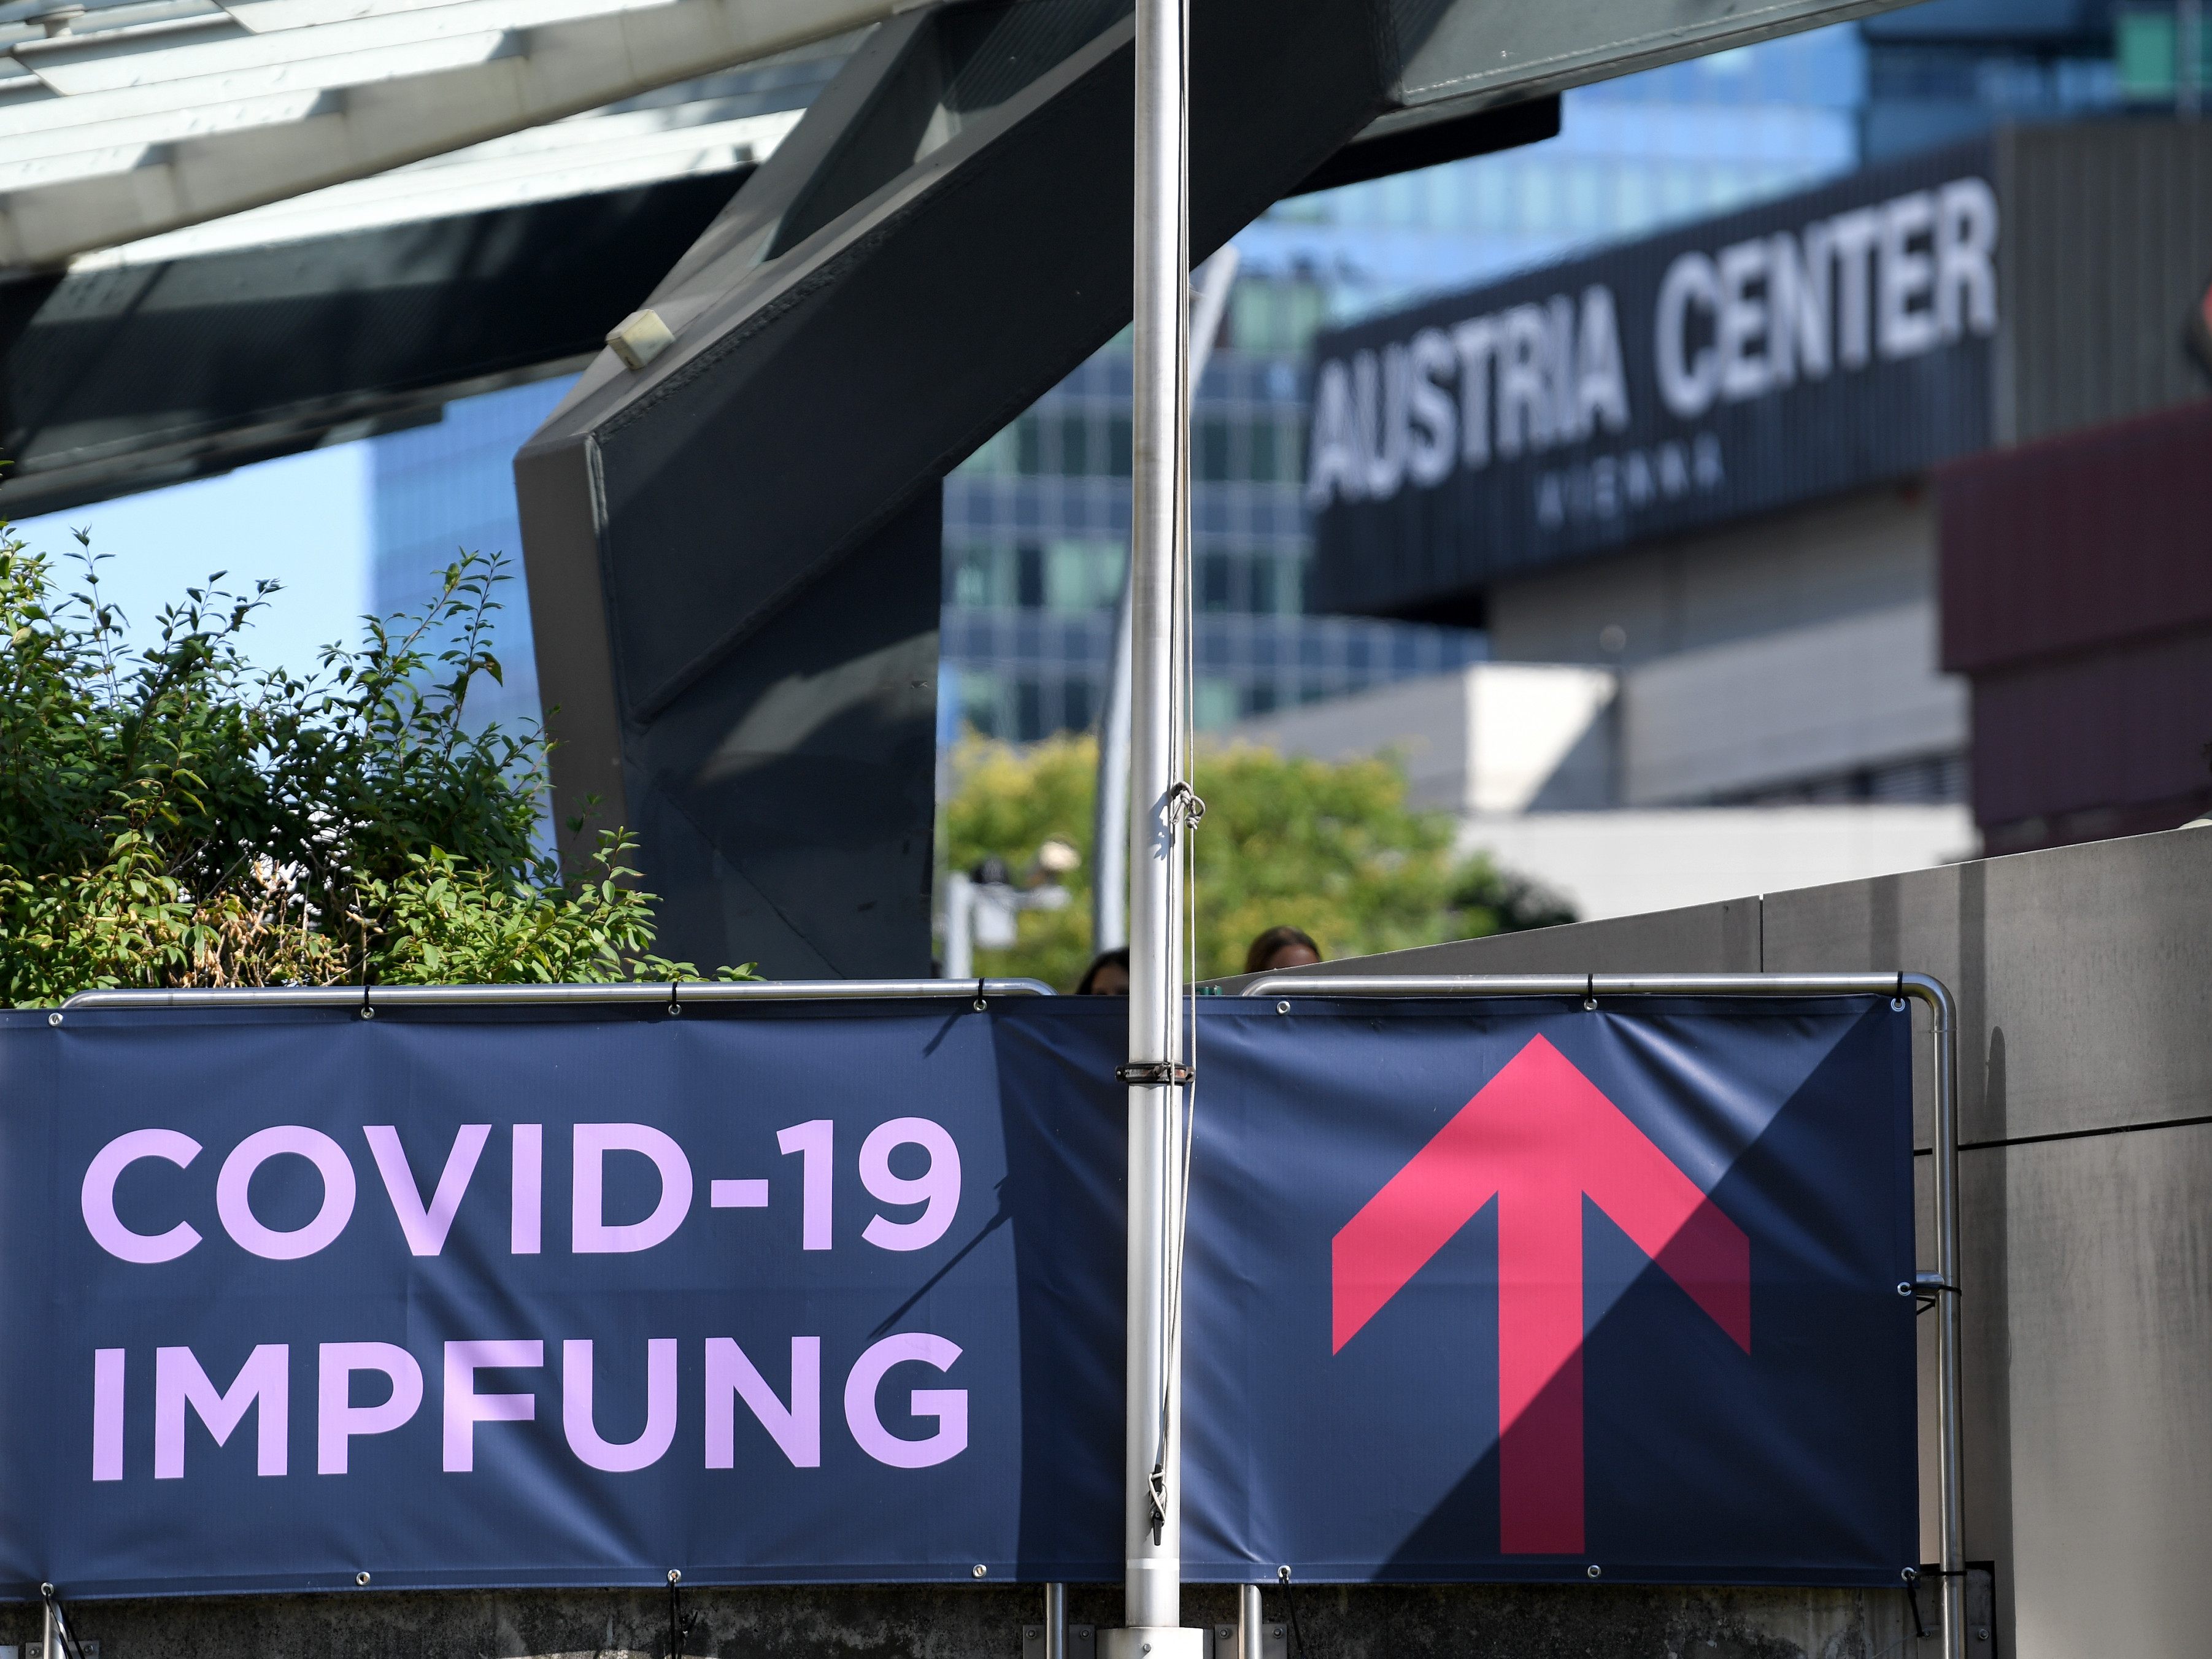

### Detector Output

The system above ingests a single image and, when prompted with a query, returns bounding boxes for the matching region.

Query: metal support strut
[1239,971,1967,1659]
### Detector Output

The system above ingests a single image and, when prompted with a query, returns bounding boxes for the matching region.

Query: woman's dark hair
[1244,925,1320,976]
[1076,947,1130,995]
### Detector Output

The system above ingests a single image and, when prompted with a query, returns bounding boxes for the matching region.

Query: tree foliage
[0,523,747,1004]
[942,733,1573,990]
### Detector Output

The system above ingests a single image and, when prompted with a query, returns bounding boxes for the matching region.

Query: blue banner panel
[0,995,1914,1598]
[1177,996,1918,1586]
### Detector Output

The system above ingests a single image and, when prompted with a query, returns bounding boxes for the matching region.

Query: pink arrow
[1332,1034,1750,1555]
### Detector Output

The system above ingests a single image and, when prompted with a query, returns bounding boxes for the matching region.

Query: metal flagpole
[1093,245,1239,957]
[1109,0,1198,1649]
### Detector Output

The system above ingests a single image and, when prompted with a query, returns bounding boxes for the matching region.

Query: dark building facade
[1941,397,2212,853]
[1302,118,2212,826]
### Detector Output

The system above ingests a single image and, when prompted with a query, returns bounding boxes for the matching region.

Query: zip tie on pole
[1117,1061,1193,1085]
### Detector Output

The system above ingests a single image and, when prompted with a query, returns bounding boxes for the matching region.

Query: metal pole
[1113,0,1195,1647]
[1094,247,1239,957]
[1046,1582,1069,1659]
[1239,970,1967,1659]
[944,871,975,980]
[1237,1584,1263,1659]
[1094,580,1133,955]
[1927,976,1967,1659]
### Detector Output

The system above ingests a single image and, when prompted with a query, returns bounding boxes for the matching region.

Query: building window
[960,671,1002,738]
[1200,550,1236,612]
[1047,539,1120,611]
[1064,677,1096,733]
[1196,679,1239,731]
[1198,416,1233,482]
[1016,544,1046,609]
[1249,419,1280,482]
[958,428,1015,476]
[1060,412,1092,476]
[1017,415,1045,475]
[1249,555,1277,617]
[949,545,995,607]
[1014,679,1045,741]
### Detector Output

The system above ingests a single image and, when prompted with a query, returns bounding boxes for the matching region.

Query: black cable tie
[1276,1566,1311,1659]
[1117,1061,1195,1086]
[668,979,681,1017]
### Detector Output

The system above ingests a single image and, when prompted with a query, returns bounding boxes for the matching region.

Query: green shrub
[0,523,747,1004]
[942,733,1572,990]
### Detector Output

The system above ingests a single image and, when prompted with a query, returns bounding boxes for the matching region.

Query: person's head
[1245,925,1322,976]
[1077,947,1130,995]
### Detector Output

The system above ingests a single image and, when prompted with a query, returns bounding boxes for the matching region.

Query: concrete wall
[1620,603,1963,806]
[1247,822,2212,1658]
[1484,483,1934,670]
[1459,804,1975,922]
[1222,664,1617,815]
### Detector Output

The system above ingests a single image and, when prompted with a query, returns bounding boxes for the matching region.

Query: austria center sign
[1304,138,2003,617]
[0,995,1915,1598]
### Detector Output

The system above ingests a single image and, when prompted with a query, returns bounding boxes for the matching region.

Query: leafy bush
[0,523,746,1004]
[942,733,1572,990]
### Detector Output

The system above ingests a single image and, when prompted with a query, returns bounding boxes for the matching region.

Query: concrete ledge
[1,1582,1916,1659]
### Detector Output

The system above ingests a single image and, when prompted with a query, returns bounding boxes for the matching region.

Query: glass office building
[1858,1,2125,161]
[369,376,575,736]
[938,342,1488,742]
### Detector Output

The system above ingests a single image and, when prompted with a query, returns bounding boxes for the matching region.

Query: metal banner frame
[51,972,1961,1659]
[1239,971,1964,1659]
[60,981,1056,1014]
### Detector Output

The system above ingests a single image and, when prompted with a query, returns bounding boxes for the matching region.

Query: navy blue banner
[0,996,1914,1598]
